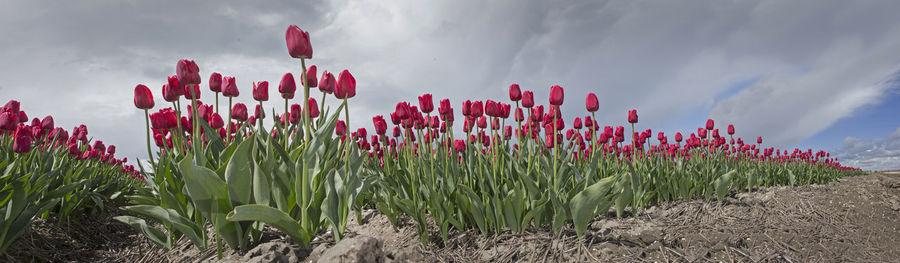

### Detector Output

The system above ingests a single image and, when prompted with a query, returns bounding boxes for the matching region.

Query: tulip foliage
[0,100,141,254]
[121,24,863,256]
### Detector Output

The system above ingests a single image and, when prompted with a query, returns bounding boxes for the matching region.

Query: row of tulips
[0,100,141,253]
[121,24,862,256]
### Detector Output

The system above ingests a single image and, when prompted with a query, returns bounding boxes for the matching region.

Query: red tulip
[373,115,387,135]
[255,104,266,119]
[13,126,32,153]
[286,25,313,59]
[462,100,472,116]
[231,103,248,122]
[627,109,638,124]
[17,111,27,123]
[3,100,20,114]
[222,76,239,97]
[706,119,714,130]
[134,84,155,109]
[573,117,582,129]
[306,65,318,88]
[522,91,534,108]
[167,75,184,97]
[184,84,201,100]
[757,136,762,144]
[335,70,356,99]
[545,134,555,148]
[335,120,347,136]
[418,94,434,113]
[307,98,319,118]
[485,100,499,117]
[454,139,466,153]
[470,101,483,117]
[585,93,599,112]
[290,103,302,124]
[318,70,335,94]
[395,102,410,120]
[727,124,735,135]
[279,73,296,99]
[509,84,521,101]
[253,81,269,101]
[41,116,54,131]
[176,59,201,85]
[209,72,222,92]
[549,85,564,105]
[209,113,224,129]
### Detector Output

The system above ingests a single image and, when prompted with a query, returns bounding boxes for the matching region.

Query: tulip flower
[3,100,20,114]
[184,84,201,100]
[290,104,302,125]
[255,104,266,119]
[17,111,27,123]
[209,113,224,129]
[522,91,534,108]
[373,115,387,135]
[462,100,472,116]
[222,76,239,97]
[307,98,319,118]
[209,72,222,92]
[335,120,347,136]
[728,124,735,135]
[134,84,155,110]
[706,119,714,130]
[485,100,499,117]
[335,70,356,99]
[573,117,582,130]
[231,103,248,122]
[418,94,434,114]
[40,116,53,132]
[757,136,762,144]
[286,25,313,59]
[176,59,201,85]
[318,70,336,94]
[306,65,318,88]
[585,93,599,112]
[628,109,638,124]
[509,84,521,101]
[470,101,483,117]
[279,73,297,99]
[253,81,269,101]
[549,85,564,105]
[13,126,32,153]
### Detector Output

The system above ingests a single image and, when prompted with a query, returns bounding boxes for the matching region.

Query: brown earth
[4,173,899,262]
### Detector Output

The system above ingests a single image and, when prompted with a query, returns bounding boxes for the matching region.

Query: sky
[1,0,898,171]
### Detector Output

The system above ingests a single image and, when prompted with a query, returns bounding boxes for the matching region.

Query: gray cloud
[836,127,900,171]
[1,0,899,165]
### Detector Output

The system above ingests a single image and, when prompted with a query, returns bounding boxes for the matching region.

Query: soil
[3,173,899,262]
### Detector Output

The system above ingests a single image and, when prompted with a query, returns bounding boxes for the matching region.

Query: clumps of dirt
[5,173,900,262]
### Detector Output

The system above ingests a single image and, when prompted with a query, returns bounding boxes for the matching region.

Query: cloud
[836,127,900,171]
[1,0,899,166]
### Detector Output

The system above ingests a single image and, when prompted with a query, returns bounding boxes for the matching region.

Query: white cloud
[836,127,900,171]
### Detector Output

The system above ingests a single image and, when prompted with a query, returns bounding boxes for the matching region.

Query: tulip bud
[318,70,335,94]
[255,104,266,119]
[515,108,524,122]
[279,73,296,99]
[306,65,318,88]
[3,100,20,114]
[290,103,302,125]
[17,111,27,123]
[176,59,201,85]
[307,98,319,118]
[522,91,534,108]
[585,93,599,112]
[286,25,313,59]
[13,127,32,153]
[454,139,466,153]
[470,101,483,117]
[706,119,714,130]
[373,115,387,135]
[757,136,762,144]
[184,84,201,100]
[335,70,356,99]
[627,109,638,124]
[485,100,499,117]
[509,84,521,101]
[549,85,564,105]
[209,72,223,92]
[335,120,347,136]
[222,76,239,97]
[727,124,735,135]
[41,116,54,131]
[573,117,582,129]
[462,100,472,116]
[418,94,434,113]
[134,84,155,109]
[209,113,224,129]
[231,103,248,122]
[253,81,269,101]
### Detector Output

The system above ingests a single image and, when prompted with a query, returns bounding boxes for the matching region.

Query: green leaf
[225,134,255,205]
[226,204,310,247]
[114,216,172,250]
[123,205,207,250]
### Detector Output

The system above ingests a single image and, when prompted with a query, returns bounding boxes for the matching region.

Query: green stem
[144,110,155,165]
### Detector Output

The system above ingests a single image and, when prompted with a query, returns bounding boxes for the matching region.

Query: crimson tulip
[418,94,434,113]
[706,119,714,130]
[176,59,201,85]
[13,126,32,153]
[373,115,387,135]
[319,70,335,94]
[549,85,564,105]
[628,109,638,123]
[209,72,222,92]
[231,103,248,122]
[255,104,266,119]
[454,139,466,153]
[586,93,599,112]
[209,113,224,129]
[290,104,302,125]
[306,65,318,88]
[184,84,201,100]
[307,98,319,118]
[41,116,54,131]
[522,91,534,108]
[335,120,347,136]
[470,101,483,117]
[335,70,356,99]
[253,81,269,101]
[222,76,239,97]
[728,124,735,135]
[757,136,762,144]
[286,25,313,59]
[509,84,521,101]
[134,84,155,109]
[279,73,297,98]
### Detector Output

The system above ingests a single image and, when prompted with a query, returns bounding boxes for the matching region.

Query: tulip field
[1,24,865,259]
